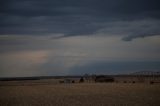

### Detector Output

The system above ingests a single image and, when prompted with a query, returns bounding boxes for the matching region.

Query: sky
[0,0,160,77]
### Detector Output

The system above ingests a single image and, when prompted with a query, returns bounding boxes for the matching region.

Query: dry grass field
[0,82,160,106]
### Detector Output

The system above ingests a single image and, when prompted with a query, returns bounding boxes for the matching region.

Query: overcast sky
[0,0,160,77]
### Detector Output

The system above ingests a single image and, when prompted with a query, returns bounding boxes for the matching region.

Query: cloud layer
[1,0,160,41]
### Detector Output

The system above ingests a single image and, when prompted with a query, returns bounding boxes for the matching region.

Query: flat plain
[0,81,160,106]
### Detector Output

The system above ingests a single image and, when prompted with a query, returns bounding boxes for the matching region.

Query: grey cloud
[0,0,160,41]
[1,0,160,17]
[121,20,160,41]
[122,33,160,41]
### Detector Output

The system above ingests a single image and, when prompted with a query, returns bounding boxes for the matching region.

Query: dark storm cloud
[0,0,160,40]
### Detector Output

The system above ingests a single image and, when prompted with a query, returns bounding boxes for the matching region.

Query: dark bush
[79,77,84,83]
[150,81,154,84]
[95,75,114,83]
[123,81,127,83]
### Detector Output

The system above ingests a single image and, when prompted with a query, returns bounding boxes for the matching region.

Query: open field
[0,82,160,106]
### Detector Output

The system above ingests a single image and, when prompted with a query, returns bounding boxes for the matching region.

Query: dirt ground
[0,82,160,106]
